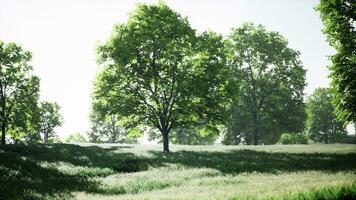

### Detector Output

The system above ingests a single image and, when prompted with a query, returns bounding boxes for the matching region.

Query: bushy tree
[94,2,229,151]
[223,23,307,145]
[278,133,308,144]
[0,41,41,144]
[39,102,63,144]
[306,87,347,143]
[7,76,42,143]
[316,0,356,124]
[1,41,63,144]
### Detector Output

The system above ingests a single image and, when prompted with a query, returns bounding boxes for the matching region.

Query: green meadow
[1,144,355,199]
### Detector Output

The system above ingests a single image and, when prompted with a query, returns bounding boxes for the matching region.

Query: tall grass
[0,143,355,199]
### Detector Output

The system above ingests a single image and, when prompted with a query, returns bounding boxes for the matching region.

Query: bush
[278,133,308,144]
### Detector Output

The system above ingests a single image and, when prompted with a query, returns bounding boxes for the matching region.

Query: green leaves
[39,101,63,144]
[224,23,307,145]
[306,87,347,143]
[316,0,356,124]
[7,76,41,142]
[93,2,230,151]
[0,41,62,144]
[1,41,37,144]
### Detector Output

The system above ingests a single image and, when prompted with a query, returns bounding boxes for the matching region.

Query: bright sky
[1,0,342,138]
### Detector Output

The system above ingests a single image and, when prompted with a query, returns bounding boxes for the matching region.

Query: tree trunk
[1,121,5,145]
[252,111,259,145]
[162,130,169,152]
[253,125,259,145]
[324,125,328,144]
[1,95,6,145]
[111,132,116,143]
[44,132,48,144]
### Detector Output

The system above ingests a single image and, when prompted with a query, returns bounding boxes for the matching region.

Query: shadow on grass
[0,144,148,199]
[148,149,356,174]
[0,144,355,199]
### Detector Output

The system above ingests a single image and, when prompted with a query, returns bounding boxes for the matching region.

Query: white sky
[1,0,343,138]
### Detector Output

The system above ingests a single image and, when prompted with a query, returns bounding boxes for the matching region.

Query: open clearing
[1,144,355,199]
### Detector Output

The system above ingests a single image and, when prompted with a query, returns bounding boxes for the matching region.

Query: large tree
[316,0,356,124]
[307,87,347,143]
[94,2,229,151]
[224,23,306,145]
[0,41,38,144]
[0,41,63,144]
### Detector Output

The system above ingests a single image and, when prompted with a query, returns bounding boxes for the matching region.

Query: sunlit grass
[0,143,355,199]
[85,171,353,200]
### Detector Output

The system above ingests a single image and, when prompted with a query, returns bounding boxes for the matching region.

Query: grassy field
[0,143,355,200]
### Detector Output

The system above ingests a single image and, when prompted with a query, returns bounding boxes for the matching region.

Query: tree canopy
[0,41,62,144]
[38,101,63,144]
[88,113,140,144]
[223,23,307,145]
[0,41,38,144]
[7,76,42,143]
[306,87,347,143]
[93,2,230,151]
[316,0,356,124]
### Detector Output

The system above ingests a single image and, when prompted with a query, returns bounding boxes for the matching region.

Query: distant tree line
[89,2,353,151]
[0,41,63,144]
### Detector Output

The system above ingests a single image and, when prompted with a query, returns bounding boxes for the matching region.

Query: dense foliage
[169,126,219,145]
[39,102,63,144]
[278,133,308,144]
[88,113,139,143]
[306,87,347,143]
[316,0,356,124]
[93,2,230,151]
[223,23,307,145]
[148,125,220,145]
[0,41,62,144]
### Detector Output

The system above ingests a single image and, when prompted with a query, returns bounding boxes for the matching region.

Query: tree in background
[278,133,308,145]
[223,100,252,145]
[316,0,356,124]
[39,102,63,144]
[10,76,53,144]
[0,41,39,144]
[148,125,220,145]
[65,132,87,143]
[306,88,347,143]
[170,126,219,145]
[88,112,140,143]
[94,2,230,151]
[224,23,307,145]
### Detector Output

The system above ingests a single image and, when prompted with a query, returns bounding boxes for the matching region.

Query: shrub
[278,133,308,144]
